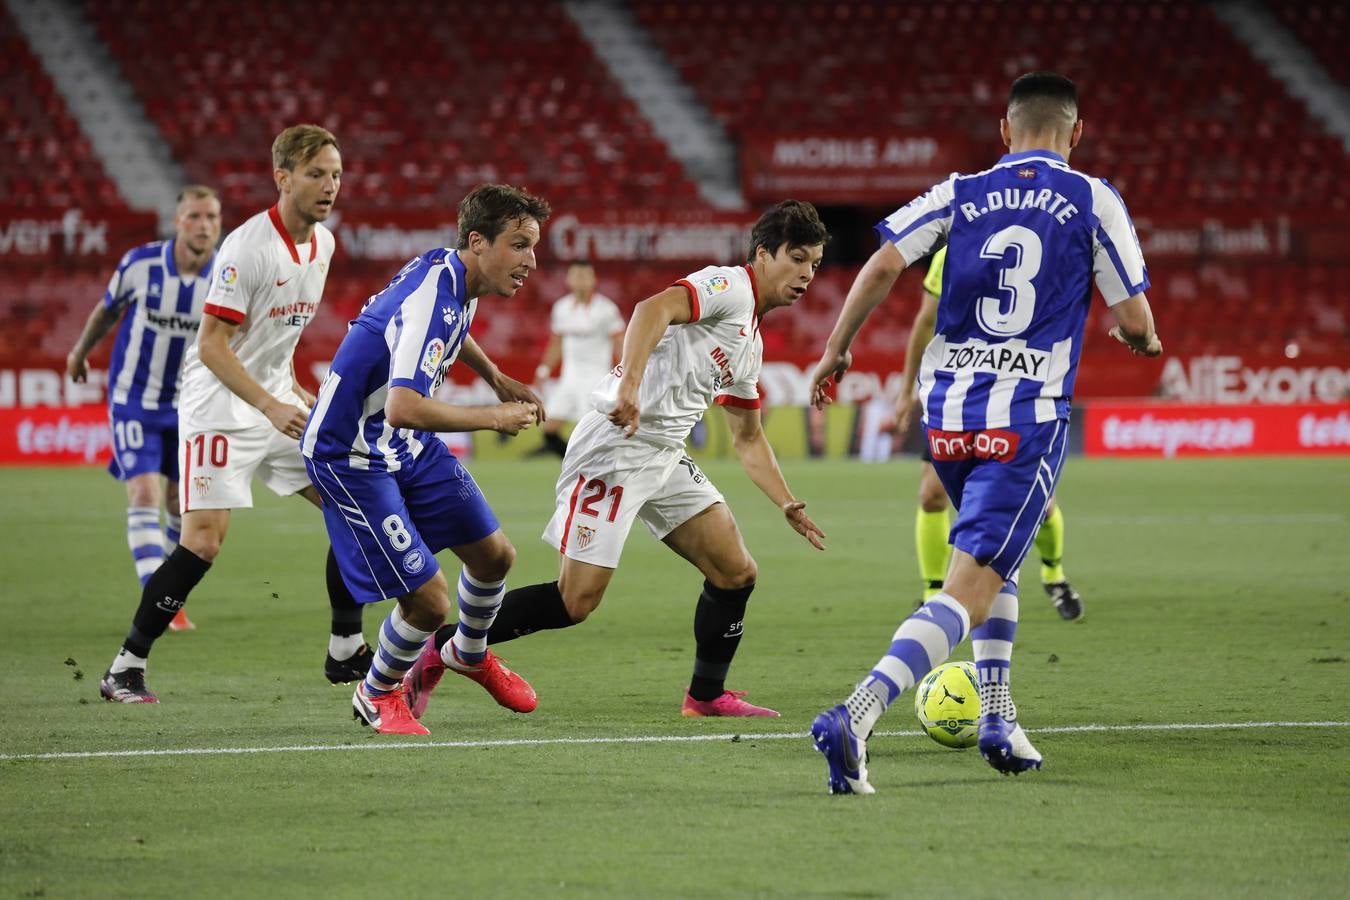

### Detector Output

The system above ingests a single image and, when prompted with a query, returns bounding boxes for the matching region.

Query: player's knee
[710,557,757,590]
[182,534,222,562]
[125,478,159,508]
[405,577,451,627]
[558,581,604,622]
[468,539,516,583]
[919,483,948,513]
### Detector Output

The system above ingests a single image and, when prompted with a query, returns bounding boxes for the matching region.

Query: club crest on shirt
[402,549,426,574]
[192,475,212,498]
[420,339,446,379]
[442,306,459,327]
[698,275,731,297]
[575,525,596,550]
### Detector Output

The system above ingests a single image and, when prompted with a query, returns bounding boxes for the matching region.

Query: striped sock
[973,581,1019,721]
[364,606,434,696]
[164,510,181,552]
[126,505,165,586]
[845,593,971,736]
[446,569,505,666]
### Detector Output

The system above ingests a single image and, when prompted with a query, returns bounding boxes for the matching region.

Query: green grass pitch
[2,455,1348,898]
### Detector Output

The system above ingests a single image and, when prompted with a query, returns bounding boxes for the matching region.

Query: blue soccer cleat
[978,713,1043,775]
[810,705,876,795]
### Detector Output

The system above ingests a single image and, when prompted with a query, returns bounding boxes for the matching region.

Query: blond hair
[272,124,340,171]
[176,184,218,204]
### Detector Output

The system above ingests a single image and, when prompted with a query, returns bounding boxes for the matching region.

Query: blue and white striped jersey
[302,249,476,471]
[104,239,214,413]
[878,149,1149,431]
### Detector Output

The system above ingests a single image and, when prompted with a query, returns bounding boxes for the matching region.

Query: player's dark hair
[456,184,552,249]
[272,124,340,171]
[746,199,830,262]
[1007,72,1078,131]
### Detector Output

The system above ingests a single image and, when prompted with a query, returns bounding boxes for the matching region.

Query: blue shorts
[927,419,1070,581]
[107,406,178,481]
[305,439,500,603]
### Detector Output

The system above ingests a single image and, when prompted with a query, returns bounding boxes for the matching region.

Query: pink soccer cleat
[352,682,430,735]
[449,647,537,713]
[402,640,447,719]
[681,689,779,718]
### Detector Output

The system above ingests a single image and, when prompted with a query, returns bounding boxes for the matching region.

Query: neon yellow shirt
[922,245,946,298]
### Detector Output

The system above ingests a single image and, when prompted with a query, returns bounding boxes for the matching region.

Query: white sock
[328,633,365,660]
[110,647,147,674]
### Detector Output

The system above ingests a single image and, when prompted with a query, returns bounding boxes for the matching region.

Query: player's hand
[783,500,826,551]
[491,401,538,436]
[608,387,640,437]
[493,374,546,424]
[292,383,316,409]
[263,399,310,440]
[1109,326,1164,358]
[66,352,88,383]
[809,349,852,410]
[895,388,920,435]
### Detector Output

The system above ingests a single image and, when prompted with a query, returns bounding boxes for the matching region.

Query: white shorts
[542,411,723,568]
[178,419,311,513]
[545,373,606,423]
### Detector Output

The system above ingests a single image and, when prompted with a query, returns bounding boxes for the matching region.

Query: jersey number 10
[977,225,1042,338]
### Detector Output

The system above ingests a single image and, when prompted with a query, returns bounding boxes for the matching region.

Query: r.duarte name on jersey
[142,309,201,333]
[959,188,1080,225]
[940,339,1050,379]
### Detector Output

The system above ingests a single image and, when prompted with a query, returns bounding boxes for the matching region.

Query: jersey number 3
[977,225,1042,337]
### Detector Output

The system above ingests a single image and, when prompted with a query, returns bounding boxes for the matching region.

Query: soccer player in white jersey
[99,125,371,703]
[303,184,550,735]
[67,186,221,632]
[807,73,1163,794]
[532,261,624,457]
[900,246,1083,620]
[403,200,830,720]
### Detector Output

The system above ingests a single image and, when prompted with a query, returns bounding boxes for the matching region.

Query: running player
[531,261,624,457]
[808,72,1161,793]
[403,200,830,721]
[67,186,221,631]
[303,184,549,736]
[99,125,372,703]
[900,246,1083,620]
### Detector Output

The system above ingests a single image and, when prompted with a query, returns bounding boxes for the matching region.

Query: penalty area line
[3,720,1349,762]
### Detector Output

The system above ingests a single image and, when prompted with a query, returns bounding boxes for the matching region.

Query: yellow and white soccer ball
[914,661,981,749]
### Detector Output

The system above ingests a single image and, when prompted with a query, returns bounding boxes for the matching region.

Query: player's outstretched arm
[197,314,309,438]
[384,386,536,436]
[65,301,122,383]
[609,286,692,437]
[722,405,825,551]
[1108,293,1163,358]
[811,242,908,409]
[895,289,939,433]
[535,333,562,384]
[460,335,545,423]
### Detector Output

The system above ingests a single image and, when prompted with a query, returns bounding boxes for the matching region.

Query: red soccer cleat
[448,647,537,713]
[351,682,429,735]
[681,689,779,718]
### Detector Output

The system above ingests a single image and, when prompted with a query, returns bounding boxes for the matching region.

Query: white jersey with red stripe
[178,205,335,431]
[551,291,624,382]
[587,264,763,450]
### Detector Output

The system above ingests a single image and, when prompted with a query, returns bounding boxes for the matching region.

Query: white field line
[3,720,1348,762]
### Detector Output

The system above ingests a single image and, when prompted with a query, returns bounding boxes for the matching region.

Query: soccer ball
[914,661,981,749]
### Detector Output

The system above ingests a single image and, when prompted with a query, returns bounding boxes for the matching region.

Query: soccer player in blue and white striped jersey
[302,184,550,735]
[67,186,221,630]
[808,72,1163,794]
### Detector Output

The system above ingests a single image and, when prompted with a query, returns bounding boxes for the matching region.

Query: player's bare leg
[296,485,372,682]
[402,529,536,717]
[663,503,777,717]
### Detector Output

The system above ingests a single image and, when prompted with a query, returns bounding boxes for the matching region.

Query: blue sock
[973,579,1019,721]
[448,569,505,666]
[364,606,433,696]
[126,505,165,586]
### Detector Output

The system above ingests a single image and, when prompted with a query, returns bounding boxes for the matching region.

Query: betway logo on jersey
[939,339,1050,379]
[142,310,200,333]
[1160,356,1349,404]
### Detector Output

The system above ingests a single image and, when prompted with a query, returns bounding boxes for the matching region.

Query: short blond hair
[272,124,340,171]
[176,184,218,204]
